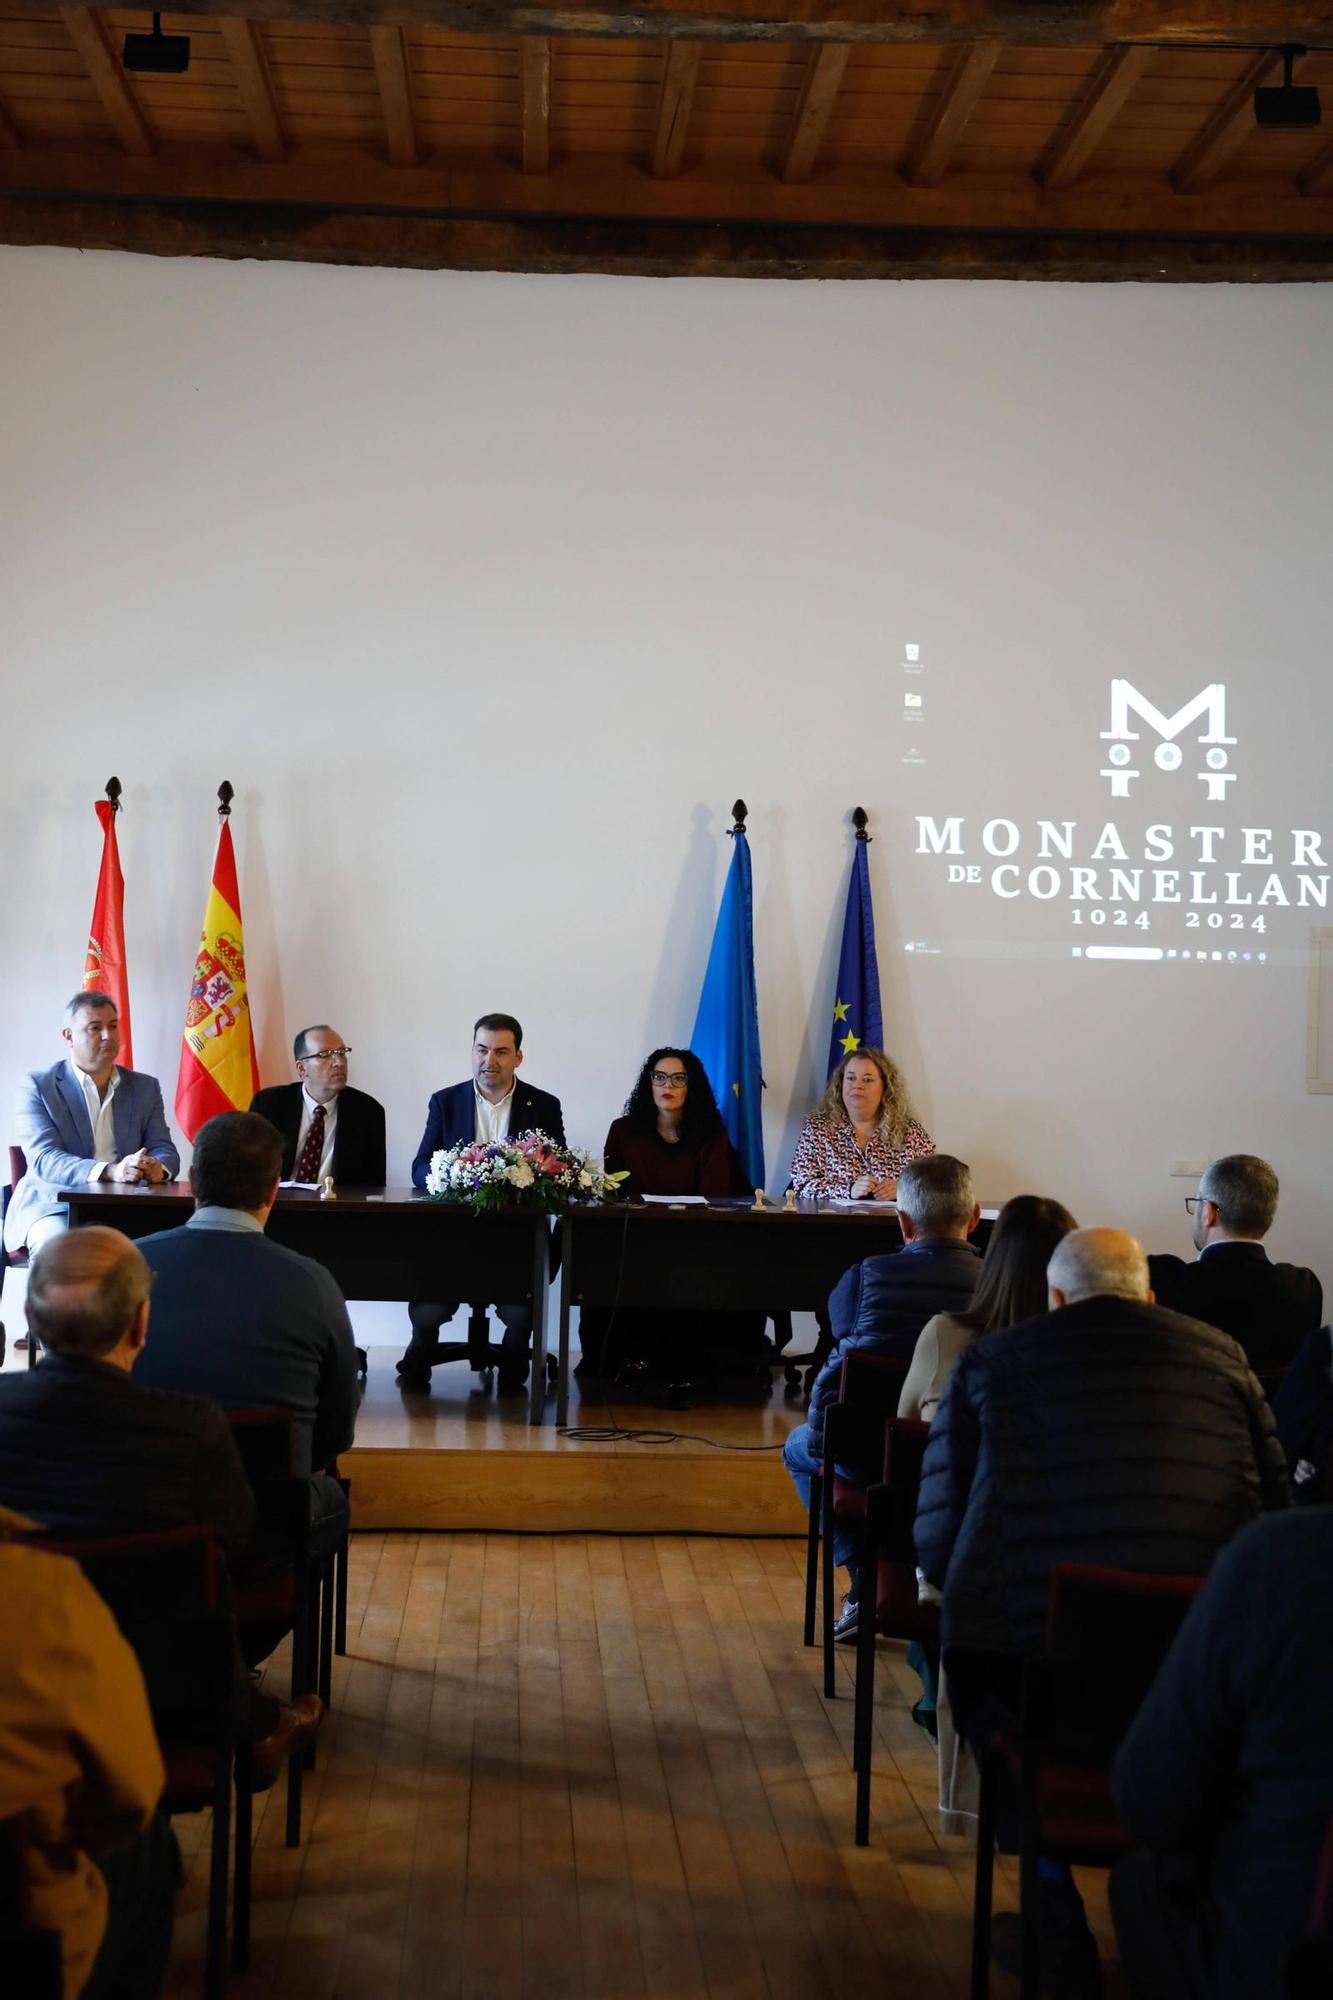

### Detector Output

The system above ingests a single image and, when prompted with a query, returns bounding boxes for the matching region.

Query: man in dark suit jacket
[1148,1153,1322,1373]
[400,1012,565,1395]
[250,1023,386,1186]
[0,1224,322,1782]
[783,1153,982,1636]
[134,1112,358,1558]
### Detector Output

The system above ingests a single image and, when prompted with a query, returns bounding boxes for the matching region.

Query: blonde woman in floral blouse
[790,1046,934,1200]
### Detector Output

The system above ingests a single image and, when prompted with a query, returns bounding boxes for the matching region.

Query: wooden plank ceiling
[2,1,1333,276]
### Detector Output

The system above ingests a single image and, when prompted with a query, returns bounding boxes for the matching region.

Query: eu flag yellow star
[832,999,849,1022]
[840,1031,861,1055]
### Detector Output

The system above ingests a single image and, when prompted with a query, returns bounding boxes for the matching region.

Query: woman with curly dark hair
[603,1047,733,1198]
[577,1048,763,1400]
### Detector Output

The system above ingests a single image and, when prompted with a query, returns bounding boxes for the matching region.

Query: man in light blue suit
[5,989,179,1254]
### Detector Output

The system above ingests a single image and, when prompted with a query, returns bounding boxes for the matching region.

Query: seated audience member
[1272,1323,1333,1503]
[400,1012,565,1395]
[0,1228,255,1558]
[0,1227,320,1784]
[782,1154,981,1639]
[1148,1153,1322,1371]
[898,1193,1078,1422]
[5,989,179,1258]
[789,1046,934,1202]
[1111,1507,1333,2000]
[581,1049,763,1397]
[134,1112,357,1561]
[251,1023,386,1185]
[0,1508,176,2000]
[897,1192,1076,1812]
[916,1226,1289,1991]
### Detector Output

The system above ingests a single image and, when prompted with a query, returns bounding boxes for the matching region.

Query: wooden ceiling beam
[7,192,1333,281]
[1042,42,1153,189]
[59,8,154,157]
[651,38,702,178]
[1171,50,1282,191]
[907,39,1002,186]
[1300,137,1333,192]
[369,24,419,167]
[23,0,1333,50]
[781,43,850,183]
[219,18,285,164]
[521,35,551,174]
[0,94,19,147]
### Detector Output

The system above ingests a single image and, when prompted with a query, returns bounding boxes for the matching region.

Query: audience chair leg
[334,1477,351,1656]
[232,1744,253,1974]
[318,1559,334,1710]
[1019,1741,1041,2000]
[205,1759,231,2000]
[821,1472,837,1699]
[803,1473,821,1648]
[970,1749,997,2000]
[852,1596,877,1845]
[284,1738,304,1851]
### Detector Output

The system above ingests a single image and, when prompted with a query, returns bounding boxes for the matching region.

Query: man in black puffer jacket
[916,1225,1289,1997]
[917,1225,1288,1659]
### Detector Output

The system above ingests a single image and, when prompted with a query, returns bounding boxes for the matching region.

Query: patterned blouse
[789,1113,935,1198]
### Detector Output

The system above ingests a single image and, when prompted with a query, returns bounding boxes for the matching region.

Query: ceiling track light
[123,10,190,75]
[1254,44,1321,130]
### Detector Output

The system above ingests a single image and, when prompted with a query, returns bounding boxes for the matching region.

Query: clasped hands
[108,1148,172,1186]
[849,1174,897,1202]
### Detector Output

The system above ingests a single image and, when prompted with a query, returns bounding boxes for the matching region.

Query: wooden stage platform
[346,1357,810,1538]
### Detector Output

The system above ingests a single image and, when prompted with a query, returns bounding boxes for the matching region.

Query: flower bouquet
[424,1129,627,1214]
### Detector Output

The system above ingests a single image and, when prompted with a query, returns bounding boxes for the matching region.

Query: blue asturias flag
[827,837,884,1077]
[691,830,765,1188]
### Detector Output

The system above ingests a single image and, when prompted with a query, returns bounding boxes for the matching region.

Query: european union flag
[691,829,765,1188]
[827,837,884,1076]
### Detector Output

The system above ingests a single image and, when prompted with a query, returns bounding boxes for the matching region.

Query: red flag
[175,817,260,1142]
[84,799,133,1069]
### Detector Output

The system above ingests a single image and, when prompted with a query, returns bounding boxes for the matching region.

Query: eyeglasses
[303,1047,351,1062]
[651,1071,689,1088]
[1184,1196,1211,1215]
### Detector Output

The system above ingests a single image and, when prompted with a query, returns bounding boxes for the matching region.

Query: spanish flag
[175,815,260,1141]
[84,798,133,1068]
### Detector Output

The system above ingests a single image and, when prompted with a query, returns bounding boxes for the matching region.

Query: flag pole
[217,780,233,818]
[852,804,870,844]
[104,776,122,814]
[730,798,747,838]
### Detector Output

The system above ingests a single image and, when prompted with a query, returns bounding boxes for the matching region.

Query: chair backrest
[1038,1563,1204,1758]
[879,1417,932,1559]
[40,1524,232,1744]
[7,1146,26,1192]
[224,1407,298,1483]
[830,1348,911,1476]
[1290,1814,1333,1997]
[0,1815,62,1998]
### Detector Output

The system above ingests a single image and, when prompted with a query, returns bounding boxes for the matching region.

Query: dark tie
[295,1103,326,1184]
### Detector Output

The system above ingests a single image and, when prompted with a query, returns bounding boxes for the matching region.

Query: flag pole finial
[730,799,748,837]
[217,781,234,818]
[104,777,122,813]
[852,806,871,843]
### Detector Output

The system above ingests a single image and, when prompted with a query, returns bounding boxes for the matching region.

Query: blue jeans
[783,1422,861,1570]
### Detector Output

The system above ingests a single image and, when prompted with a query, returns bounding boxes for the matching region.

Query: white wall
[2,246,1330,1300]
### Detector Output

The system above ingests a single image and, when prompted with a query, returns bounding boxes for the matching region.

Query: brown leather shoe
[249,1694,324,1792]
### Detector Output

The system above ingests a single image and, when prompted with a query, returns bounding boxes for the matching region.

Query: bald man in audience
[915,1226,1289,1995]
[1148,1153,1322,1374]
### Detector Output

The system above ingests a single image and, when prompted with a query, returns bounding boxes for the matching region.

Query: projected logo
[1099,680,1235,800]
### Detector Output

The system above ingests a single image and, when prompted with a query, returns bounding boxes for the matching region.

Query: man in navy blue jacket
[399,1013,565,1395]
[782,1153,981,1637]
[1112,1507,1333,2000]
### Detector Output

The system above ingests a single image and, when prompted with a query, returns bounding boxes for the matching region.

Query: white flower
[505,1160,535,1188]
[578,1169,593,1189]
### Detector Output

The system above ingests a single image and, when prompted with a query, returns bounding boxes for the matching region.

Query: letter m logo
[1100,680,1234,747]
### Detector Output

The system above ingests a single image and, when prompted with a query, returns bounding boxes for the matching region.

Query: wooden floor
[166,1532,1130,2000]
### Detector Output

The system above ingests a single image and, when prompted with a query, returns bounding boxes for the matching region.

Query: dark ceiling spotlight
[123,11,190,74]
[1254,45,1321,129]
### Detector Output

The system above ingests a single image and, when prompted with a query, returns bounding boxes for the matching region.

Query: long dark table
[555,1197,996,1427]
[59,1183,555,1425]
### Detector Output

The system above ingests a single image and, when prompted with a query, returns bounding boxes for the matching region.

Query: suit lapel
[57,1062,96,1154]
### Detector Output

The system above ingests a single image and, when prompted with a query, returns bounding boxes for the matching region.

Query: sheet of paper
[639,1193,710,1206]
[279,1179,321,1189]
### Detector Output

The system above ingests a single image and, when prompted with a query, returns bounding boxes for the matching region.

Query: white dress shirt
[474,1086,514,1144]
[293,1086,338,1183]
[71,1062,120,1181]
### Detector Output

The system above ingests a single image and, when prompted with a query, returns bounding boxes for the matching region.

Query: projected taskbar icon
[1071,946,1268,964]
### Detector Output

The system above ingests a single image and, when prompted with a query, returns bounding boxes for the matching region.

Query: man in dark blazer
[399,1012,565,1395]
[1148,1154,1322,1373]
[250,1023,386,1186]
[5,989,179,1255]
